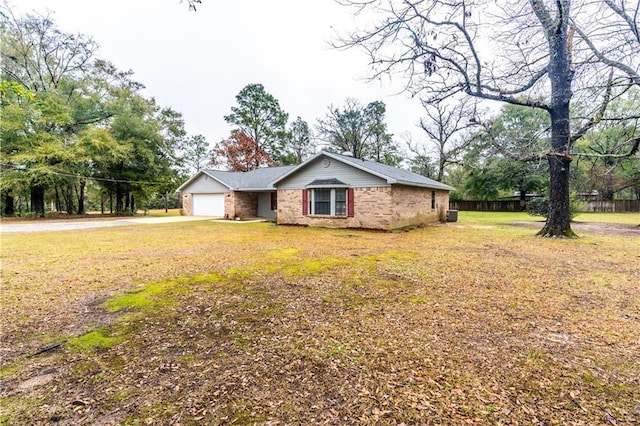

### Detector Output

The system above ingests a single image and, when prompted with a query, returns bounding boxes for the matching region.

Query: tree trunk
[54,185,62,212]
[64,184,75,214]
[537,5,576,238]
[115,186,124,214]
[75,179,86,214]
[437,156,445,182]
[519,187,527,210]
[2,190,14,216]
[30,184,45,217]
[540,155,575,237]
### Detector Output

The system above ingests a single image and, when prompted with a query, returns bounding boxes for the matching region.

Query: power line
[0,163,173,185]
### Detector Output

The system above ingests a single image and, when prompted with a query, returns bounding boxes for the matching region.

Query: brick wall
[181,193,192,216]
[277,186,450,230]
[389,185,448,228]
[227,192,258,219]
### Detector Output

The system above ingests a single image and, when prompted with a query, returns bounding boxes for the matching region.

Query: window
[431,191,436,209]
[270,192,277,211]
[308,188,348,216]
[314,189,331,214]
[335,188,346,216]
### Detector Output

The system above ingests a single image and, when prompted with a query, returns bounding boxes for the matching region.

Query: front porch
[226,191,277,220]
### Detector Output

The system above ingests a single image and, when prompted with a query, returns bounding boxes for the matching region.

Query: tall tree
[96,89,183,214]
[282,117,315,164]
[316,98,400,165]
[224,83,290,164]
[1,7,102,215]
[413,100,477,182]
[178,134,210,173]
[338,0,639,237]
[574,89,640,200]
[463,104,550,202]
[0,81,36,215]
[363,101,402,166]
[211,131,273,172]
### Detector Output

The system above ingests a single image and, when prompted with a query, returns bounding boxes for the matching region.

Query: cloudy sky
[9,0,428,150]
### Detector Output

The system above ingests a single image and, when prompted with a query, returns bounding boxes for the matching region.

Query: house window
[270,192,277,211]
[313,189,331,215]
[309,188,347,216]
[335,188,346,216]
[431,191,436,209]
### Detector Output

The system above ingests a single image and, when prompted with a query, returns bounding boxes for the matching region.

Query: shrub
[527,195,584,220]
[526,197,548,217]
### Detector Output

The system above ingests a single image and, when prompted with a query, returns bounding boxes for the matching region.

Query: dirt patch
[17,370,57,391]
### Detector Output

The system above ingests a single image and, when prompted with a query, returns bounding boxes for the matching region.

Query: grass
[573,211,640,225]
[144,208,182,217]
[1,212,639,425]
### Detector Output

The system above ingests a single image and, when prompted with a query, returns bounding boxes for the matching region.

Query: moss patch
[67,330,124,352]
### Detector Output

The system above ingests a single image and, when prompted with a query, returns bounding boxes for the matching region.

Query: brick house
[177,166,296,219]
[178,151,453,230]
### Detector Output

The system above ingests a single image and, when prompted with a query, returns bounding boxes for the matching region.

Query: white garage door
[192,193,225,216]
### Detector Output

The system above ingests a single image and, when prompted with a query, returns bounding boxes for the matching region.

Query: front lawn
[1,213,638,424]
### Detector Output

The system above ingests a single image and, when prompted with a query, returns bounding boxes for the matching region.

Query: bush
[526,197,548,217]
[526,195,584,220]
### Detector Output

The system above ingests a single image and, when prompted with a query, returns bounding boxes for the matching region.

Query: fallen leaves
[1,216,639,424]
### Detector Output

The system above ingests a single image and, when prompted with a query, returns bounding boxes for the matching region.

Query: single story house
[177,165,296,219]
[177,151,454,230]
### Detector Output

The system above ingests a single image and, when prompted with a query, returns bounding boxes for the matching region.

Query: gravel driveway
[0,216,215,233]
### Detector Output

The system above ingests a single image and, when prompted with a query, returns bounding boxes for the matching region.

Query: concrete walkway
[0,216,218,233]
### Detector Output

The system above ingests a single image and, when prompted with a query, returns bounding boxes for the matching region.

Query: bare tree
[337,0,639,237]
[413,100,477,182]
[573,0,639,87]
[316,98,400,164]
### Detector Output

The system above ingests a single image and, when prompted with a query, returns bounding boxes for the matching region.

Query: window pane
[314,189,331,215]
[335,188,346,216]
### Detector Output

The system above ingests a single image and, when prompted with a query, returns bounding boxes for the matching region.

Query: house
[177,166,296,219]
[178,151,454,230]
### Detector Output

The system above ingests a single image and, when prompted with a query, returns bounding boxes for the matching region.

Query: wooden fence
[449,199,640,213]
[583,200,640,213]
[448,200,526,212]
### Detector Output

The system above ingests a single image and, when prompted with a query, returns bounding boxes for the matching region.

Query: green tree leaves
[0,7,187,216]
[224,83,290,164]
[316,98,400,165]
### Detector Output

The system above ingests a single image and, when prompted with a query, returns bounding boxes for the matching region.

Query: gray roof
[178,152,454,193]
[206,166,297,190]
[272,151,455,191]
[306,178,348,187]
[177,165,296,192]
[335,152,454,190]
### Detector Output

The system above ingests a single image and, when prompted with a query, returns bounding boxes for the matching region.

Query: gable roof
[271,151,454,191]
[177,165,296,192]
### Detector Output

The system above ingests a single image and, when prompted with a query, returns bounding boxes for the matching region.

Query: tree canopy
[224,83,290,165]
[338,0,640,236]
[0,7,189,215]
[316,98,401,165]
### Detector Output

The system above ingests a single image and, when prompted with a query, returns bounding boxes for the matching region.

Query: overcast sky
[9,0,428,150]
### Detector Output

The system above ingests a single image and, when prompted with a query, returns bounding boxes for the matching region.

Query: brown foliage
[211,131,273,171]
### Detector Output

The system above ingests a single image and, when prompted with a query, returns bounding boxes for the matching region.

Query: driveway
[0,216,217,233]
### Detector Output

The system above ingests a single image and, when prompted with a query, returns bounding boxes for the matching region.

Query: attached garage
[192,193,225,217]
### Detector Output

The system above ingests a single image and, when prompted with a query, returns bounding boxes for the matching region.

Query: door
[192,193,225,216]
